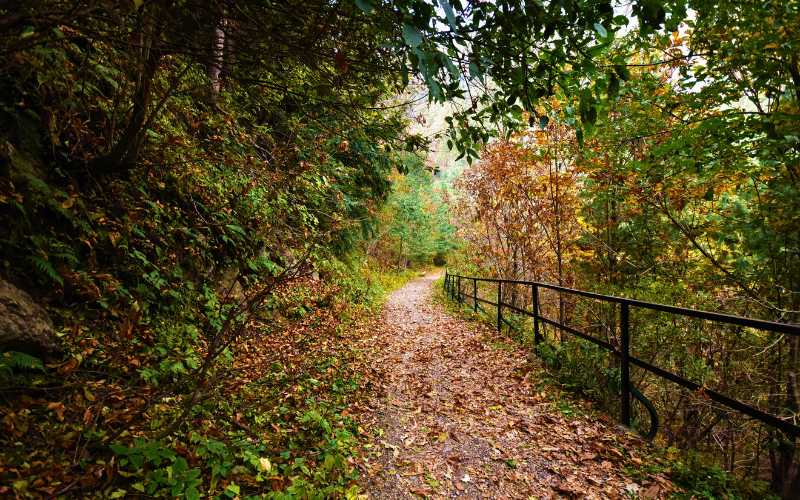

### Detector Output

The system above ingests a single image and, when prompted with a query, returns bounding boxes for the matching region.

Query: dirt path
[357,272,672,499]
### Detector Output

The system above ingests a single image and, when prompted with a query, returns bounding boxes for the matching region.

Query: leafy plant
[0,351,44,379]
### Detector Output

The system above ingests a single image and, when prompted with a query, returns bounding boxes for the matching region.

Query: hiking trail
[356,272,672,498]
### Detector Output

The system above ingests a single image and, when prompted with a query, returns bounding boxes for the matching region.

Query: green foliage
[97,263,405,498]
[0,351,45,380]
[110,439,203,499]
[351,0,692,161]
[665,451,775,500]
[535,340,618,401]
[668,456,745,499]
[369,153,457,267]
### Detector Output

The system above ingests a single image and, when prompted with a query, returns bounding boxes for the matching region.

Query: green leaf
[110,444,130,455]
[612,15,629,26]
[593,22,608,38]
[225,224,247,238]
[439,0,458,31]
[402,24,423,48]
[468,62,482,79]
[614,64,630,81]
[637,0,666,29]
[224,483,240,497]
[607,73,620,97]
[1,351,45,371]
[355,0,373,14]
[27,255,63,286]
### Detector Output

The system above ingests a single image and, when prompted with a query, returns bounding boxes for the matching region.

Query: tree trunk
[770,334,800,498]
[93,8,162,174]
[104,48,161,170]
[209,18,226,96]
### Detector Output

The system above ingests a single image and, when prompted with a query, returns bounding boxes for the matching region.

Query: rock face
[0,280,59,354]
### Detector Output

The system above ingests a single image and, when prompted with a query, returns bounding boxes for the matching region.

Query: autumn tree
[455,120,581,321]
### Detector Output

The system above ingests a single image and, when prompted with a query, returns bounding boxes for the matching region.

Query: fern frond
[26,255,64,286]
[0,351,45,372]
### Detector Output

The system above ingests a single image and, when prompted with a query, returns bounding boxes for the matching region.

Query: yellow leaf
[258,457,272,472]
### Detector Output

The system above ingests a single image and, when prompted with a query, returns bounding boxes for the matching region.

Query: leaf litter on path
[355,273,673,499]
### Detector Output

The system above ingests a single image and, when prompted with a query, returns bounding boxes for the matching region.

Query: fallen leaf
[641,484,661,498]
[47,402,65,421]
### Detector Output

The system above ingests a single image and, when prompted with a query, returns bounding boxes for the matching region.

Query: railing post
[532,284,541,344]
[620,302,631,427]
[497,281,502,332]
[444,271,448,294]
[473,278,478,312]
[457,276,461,303]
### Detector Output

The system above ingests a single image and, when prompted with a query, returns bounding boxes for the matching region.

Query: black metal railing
[443,271,800,440]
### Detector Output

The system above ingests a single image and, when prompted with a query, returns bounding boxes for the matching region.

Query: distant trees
[368,154,456,268]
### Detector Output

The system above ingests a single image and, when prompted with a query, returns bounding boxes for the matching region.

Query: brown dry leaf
[641,484,662,498]
[56,356,81,375]
[47,402,66,421]
[556,477,582,495]
[82,407,93,425]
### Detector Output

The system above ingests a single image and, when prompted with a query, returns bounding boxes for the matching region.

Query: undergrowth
[1,264,416,498]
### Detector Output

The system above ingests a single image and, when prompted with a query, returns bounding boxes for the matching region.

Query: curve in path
[358,272,672,499]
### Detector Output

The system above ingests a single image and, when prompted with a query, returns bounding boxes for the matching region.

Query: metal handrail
[443,270,800,439]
